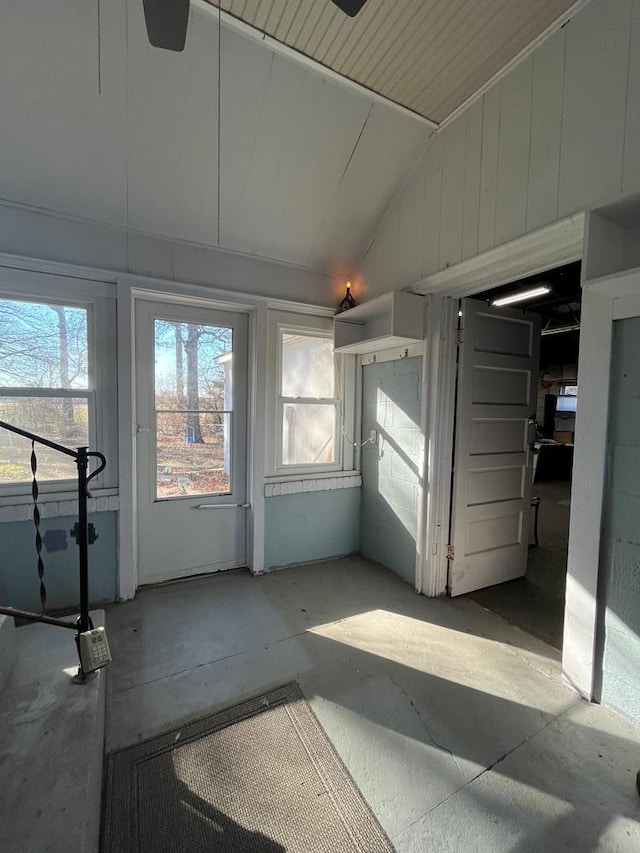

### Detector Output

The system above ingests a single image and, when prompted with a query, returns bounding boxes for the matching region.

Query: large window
[278,330,339,470]
[0,297,93,485]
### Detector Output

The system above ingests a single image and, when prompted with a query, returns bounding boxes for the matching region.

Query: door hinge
[455,328,464,346]
[446,543,455,560]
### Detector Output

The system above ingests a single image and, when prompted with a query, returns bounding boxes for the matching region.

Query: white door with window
[449,298,540,596]
[135,300,248,585]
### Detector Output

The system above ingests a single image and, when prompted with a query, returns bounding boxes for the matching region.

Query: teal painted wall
[264,488,360,569]
[0,511,117,612]
[360,356,422,585]
[598,316,640,723]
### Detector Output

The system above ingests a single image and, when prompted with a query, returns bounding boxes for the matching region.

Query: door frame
[561,267,640,700]
[417,214,585,600]
[415,215,596,689]
[116,278,270,600]
[133,297,250,585]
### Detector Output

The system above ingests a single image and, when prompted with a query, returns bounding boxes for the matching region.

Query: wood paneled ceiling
[217,0,578,123]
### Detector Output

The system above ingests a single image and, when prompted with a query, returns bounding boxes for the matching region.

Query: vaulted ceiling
[0,0,579,278]
[0,0,431,276]
[217,0,578,123]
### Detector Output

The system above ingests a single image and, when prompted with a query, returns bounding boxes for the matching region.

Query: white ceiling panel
[219,26,430,271]
[0,0,430,276]
[217,0,579,122]
[0,0,127,224]
[310,100,429,270]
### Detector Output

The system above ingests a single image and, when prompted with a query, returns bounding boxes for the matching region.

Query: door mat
[101,682,394,852]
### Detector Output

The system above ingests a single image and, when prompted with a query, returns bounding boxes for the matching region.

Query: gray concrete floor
[0,611,106,853]
[106,557,640,851]
[470,481,571,649]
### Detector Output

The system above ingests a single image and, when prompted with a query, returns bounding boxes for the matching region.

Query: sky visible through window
[0,298,88,388]
[0,298,89,482]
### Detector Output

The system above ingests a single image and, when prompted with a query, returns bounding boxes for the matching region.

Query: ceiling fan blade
[330,0,369,16]
[143,0,190,51]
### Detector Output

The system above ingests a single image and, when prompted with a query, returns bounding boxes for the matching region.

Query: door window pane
[154,319,233,499]
[281,334,334,397]
[154,320,232,410]
[156,412,231,498]
[0,396,89,482]
[282,403,336,465]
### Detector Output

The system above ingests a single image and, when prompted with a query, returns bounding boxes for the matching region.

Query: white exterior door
[135,300,248,585]
[449,298,540,596]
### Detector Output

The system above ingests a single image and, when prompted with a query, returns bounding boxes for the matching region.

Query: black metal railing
[0,420,106,664]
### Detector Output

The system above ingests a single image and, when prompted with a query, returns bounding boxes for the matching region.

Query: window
[278,331,339,469]
[0,297,93,485]
[265,312,356,479]
[153,318,234,498]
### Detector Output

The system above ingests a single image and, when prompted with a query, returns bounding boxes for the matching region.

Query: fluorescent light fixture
[491,285,551,307]
[541,323,581,336]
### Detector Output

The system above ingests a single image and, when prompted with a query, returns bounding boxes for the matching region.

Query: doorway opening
[459,262,581,650]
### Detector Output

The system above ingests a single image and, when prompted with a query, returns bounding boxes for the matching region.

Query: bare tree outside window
[0,298,90,482]
[153,320,233,498]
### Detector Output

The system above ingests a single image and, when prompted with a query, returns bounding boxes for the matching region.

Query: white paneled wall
[0,202,343,308]
[0,0,431,278]
[357,0,640,298]
[0,0,127,224]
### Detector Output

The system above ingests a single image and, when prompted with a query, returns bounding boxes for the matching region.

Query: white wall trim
[265,474,361,497]
[417,296,458,597]
[120,274,335,317]
[613,289,640,320]
[248,305,268,575]
[410,215,585,298]
[562,286,614,700]
[116,280,136,601]
[0,249,335,317]
[561,261,640,700]
[0,494,119,524]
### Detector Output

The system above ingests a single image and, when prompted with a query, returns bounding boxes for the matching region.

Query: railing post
[76,447,90,634]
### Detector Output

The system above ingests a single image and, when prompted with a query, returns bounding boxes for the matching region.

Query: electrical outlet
[369,430,377,445]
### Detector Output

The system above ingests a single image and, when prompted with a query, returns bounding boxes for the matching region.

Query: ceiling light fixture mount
[491,285,551,308]
[331,0,369,15]
[541,323,581,336]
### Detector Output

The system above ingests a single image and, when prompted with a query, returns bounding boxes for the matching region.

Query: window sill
[264,472,361,497]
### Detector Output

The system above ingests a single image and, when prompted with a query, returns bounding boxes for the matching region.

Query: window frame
[277,326,342,474]
[265,312,357,480]
[0,272,117,501]
[151,312,236,502]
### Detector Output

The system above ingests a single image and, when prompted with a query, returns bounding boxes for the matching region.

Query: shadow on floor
[105,556,640,851]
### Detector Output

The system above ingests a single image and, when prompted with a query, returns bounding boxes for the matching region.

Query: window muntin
[278,330,339,470]
[0,298,93,484]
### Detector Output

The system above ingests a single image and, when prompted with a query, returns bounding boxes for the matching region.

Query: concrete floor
[0,612,106,853]
[470,481,571,649]
[106,557,640,851]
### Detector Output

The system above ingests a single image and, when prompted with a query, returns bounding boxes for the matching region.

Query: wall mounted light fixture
[338,281,357,312]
